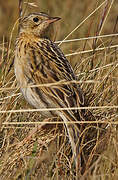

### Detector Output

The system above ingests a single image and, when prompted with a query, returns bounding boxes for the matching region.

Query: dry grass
[0,0,118,179]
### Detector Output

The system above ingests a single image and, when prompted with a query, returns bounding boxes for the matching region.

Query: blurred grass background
[0,0,118,179]
[0,0,118,41]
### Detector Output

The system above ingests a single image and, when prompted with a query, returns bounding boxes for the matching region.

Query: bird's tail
[59,113,81,171]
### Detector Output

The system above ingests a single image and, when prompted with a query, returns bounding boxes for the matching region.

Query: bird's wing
[26,39,84,119]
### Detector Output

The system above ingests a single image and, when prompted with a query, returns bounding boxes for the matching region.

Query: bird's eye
[33,17,39,23]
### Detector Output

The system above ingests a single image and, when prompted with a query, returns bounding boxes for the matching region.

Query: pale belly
[14,56,57,117]
[20,86,57,117]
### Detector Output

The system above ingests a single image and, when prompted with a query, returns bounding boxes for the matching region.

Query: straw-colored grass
[0,0,118,179]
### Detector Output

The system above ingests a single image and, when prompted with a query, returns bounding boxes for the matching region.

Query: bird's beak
[46,17,61,24]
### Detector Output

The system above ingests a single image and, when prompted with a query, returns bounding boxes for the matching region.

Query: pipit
[14,12,85,167]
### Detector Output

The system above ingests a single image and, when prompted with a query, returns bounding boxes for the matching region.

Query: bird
[14,12,85,168]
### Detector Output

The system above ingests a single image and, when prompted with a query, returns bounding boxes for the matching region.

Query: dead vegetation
[0,0,118,179]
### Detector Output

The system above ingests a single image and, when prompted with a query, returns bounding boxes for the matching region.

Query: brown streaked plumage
[14,12,85,167]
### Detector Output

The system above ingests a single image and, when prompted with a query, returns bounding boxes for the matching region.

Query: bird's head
[20,13,61,38]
